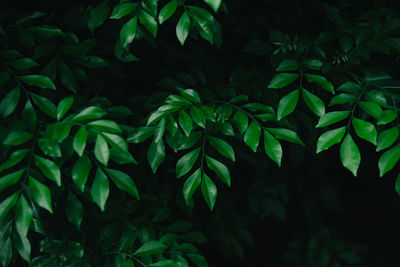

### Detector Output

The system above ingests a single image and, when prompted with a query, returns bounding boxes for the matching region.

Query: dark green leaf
[0,150,28,173]
[29,176,53,213]
[105,168,139,199]
[179,110,193,137]
[277,89,299,120]
[88,1,110,33]
[30,93,57,118]
[217,121,234,136]
[267,73,298,89]
[0,169,24,192]
[15,195,32,237]
[205,156,231,187]
[204,0,222,12]
[20,75,55,90]
[3,131,33,146]
[148,260,181,267]
[95,134,109,166]
[127,127,155,143]
[0,87,20,118]
[316,127,346,153]
[0,237,12,267]
[340,134,360,177]
[159,0,178,24]
[120,16,138,47]
[191,106,206,128]
[337,81,362,93]
[110,3,138,19]
[267,128,304,146]
[183,168,201,205]
[34,155,61,186]
[301,88,325,116]
[176,148,201,178]
[0,192,18,222]
[134,241,167,257]
[91,168,109,211]
[73,106,107,121]
[147,139,166,173]
[181,89,201,104]
[244,120,261,152]
[57,96,74,121]
[72,154,92,192]
[304,74,334,94]
[264,130,282,167]
[209,137,235,161]
[275,59,299,71]
[87,120,122,133]
[201,172,217,210]
[139,11,158,37]
[232,111,248,135]
[329,93,356,106]
[378,143,400,177]
[66,192,83,230]
[73,127,88,156]
[377,110,397,125]
[359,101,383,119]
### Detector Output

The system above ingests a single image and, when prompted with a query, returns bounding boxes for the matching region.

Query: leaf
[178,131,202,150]
[134,241,167,257]
[15,230,31,262]
[0,150,28,173]
[304,74,334,94]
[127,127,155,143]
[34,155,61,186]
[267,128,304,146]
[139,11,158,37]
[205,156,231,187]
[352,117,377,145]
[204,0,222,12]
[181,89,201,104]
[176,12,190,45]
[183,168,201,205]
[191,106,206,128]
[105,168,139,199]
[3,131,33,146]
[73,106,107,121]
[0,169,24,193]
[179,110,193,137]
[66,192,83,230]
[72,154,92,192]
[378,143,400,177]
[244,120,261,152]
[264,130,282,167]
[22,100,37,132]
[154,118,166,143]
[29,176,53,213]
[0,192,18,222]
[159,0,177,24]
[396,172,400,196]
[230,95,248,103]
[303,59,323,70]
[147,139,166,173]
[232,111,248,135]
[88,1,110,33]
[58,61,77,93]
[91,168,109,211]
[73,127,88,156]
[31,25,64,37]
[30,93,57,118]
[201,172,217,210]
[337,81,362,93]
[275,59,299,71]
[57,96,74,121]
[209,137,235,161]
[328,93,356,106]
[301,88,325,116]
[217,121,234,136]
[102,133,128,152]
[120,16,138,47]
[110,3,138,19]
[46,122,71,143]
[0,87,20,118]
[191,10,213,44]
[0,238,12,267]
[95,134,109,166]
[87,120,122,133]
[340,134,360,176]
[15,195,32,238]
[377,110,397,125]
[176,148,201,178]
[316,127,346,153]
[267,73,299,89]
[277,89,299,120]
[316,111,351,128]
[359,101,383,119]
[19,75,56,90]
[148,260,182,267]
[377,127,399,152]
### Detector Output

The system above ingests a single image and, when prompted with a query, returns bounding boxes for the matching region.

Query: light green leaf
[204,0,222,12]
[127,127,155,143]
[3,131,33,146]
[277,89,299,120]
[72,154,92,192]
[191,106,206,128]
[340,134,360,176]
[179,110,193,137]
[147,139,166,173]
[120,16,138,47]
[377,110,397,125]
[183,168,201,205]
[29,176,53,213]
[267,128,304,146]
[264,130,282,167]
[0,150,28,173]
[316,127,346,153]
[159,0,177,24]
[275,59,299,71]
[66,191,83,230]
[176,148,201,178]
[205,156,231,187]
[95,134,109,166]
[134,241,167,257]
[91,168,109,211]
[267,73,298,89]
[232,111,248,135]
[15,195,32,238]
[359,101,383,119]
[201,172,217,210]
[176,12,190,46]
[20,75,56,90]
[34,155,61,186]
[0,169,24,192]
[57,96,74,121]
[73,127,88,156]
[352,117,377,145]
[88,1,110,33]
[209,137,235,161]
[87,120,122,133]
[378,143,400,177]
[105,168,139,199]
[301,88,325,116]
[30,93,57,118]
[0,87,20,118]
[304,74,334,94]
[244,120,261,152]
[316,111,351,128]
[110,3,138,19]
[377,127,399,152]
[73,106,107,121]
[139,10,158,37]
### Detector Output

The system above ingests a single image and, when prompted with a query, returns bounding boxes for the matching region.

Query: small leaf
[147,139,166,173]
[95,134,109,166]
[134,241,167,257]
[73,127,88,156]
[316,111,351,128]
[302,88,325,116]
[29,176,53,213]
[72,154,92,192]
[264,130,282,167]
[88,1,110,33]
[267,128,304,146]
[359,101,383,119]
[209,137,235,161]
[127,127,155,143]
[267,73,299,89]
[275,59,299,71]
[15,195,32,237]
[244,120,261,152]
[0,192,19,222]
[352,117,377,145]
[120,16,138,47]
[176,148,201,178]
[277,89,299,120]
[34,155,61,186]
[66,192,83,230]
[91,168,109,211]
[110,3,138,19]
[20,75,56,90]
[30,93,57,118]
[232,111,248,135]
[340,134,360,176]
[201,172,217,210]
[304,74,334,94]
[206,156,231,187]
[378,143,400,177]
[87,120,122,133]
[176,12,190,46]
[105,168,139,199]
[57,96,74,121]
[159,0,178,24]
[3,131,33,146]
[179,110,193,137]
[377,110,397,125]
[377,127,399,152]
[0,87,20,118]
[183,168,201,205]
[191,106,206,128]
[316,127,346,153]
[0,169,24,192]
[73,106,107,121]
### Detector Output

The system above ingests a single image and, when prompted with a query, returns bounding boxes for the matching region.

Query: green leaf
[66,192,83,230]
[179,110,193,137]
[95,134,109,166]
[378,143,400,177]
[0,192,18,222]
[186,254,208,267]
[20,75,55,90]
[73,127,88,156]
[3,131,33,146]
[217,121,234,136]
[34,155,61,186]
[183,168,201,205]
[31,25,64,37]
[0,237,12,267]
[178,131,202,150]
[88,1,110,33]
[30,93,57,118]
[181,89,201,104]
[191,10,213,44]
[316,127,346,153]
[275,59,299,71]
[176,148,201,178]
[277,89,299,121]
[73,106,107,121]
[377,127,399,152]
[46,122,71,143]
[303,59,323,70]
[110,3,138,19]
[154,118,166,143]
[267,128,304,146]
[15,195,32,238]
[127,127,155,143]
[201,172,217,210]
[91,168,109,211]
[176,12,190,46]
[230,95,248,103]
[337,81,362,93]
[191,106,206,128]
[148,260,181,267]
[340,134,360,176]
[316,111,351,128]
[159,0,177,24]
[102,133,128,152]
[232,111,248,135]
[301,88,325,116]
[205,156,231,187]
[57,96,74,121]
[204,0,222,12]
[264,130,282,167]
[267,73,298,89]
[0,150,28,173]
[0,169,24,192]
[377,110,397,125]
[134,241,168,257]
[304,74,334,94]
[10,58,39,71]
[328,93,356,106]
[29,176,53,213]
[15,228,31,262]
[352,117,377,145]
[22,100,37,132]
[359,101,383,119]
[209,137,235,161]
[396,172,400,196]
[105,168,139,199]
[147,139,166,173]
[139,11,158,37]
[120,16,138,47]
[244,120,261,152]
[0,87,20,118]
[87,120,122,133]
[72,154,92,192]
